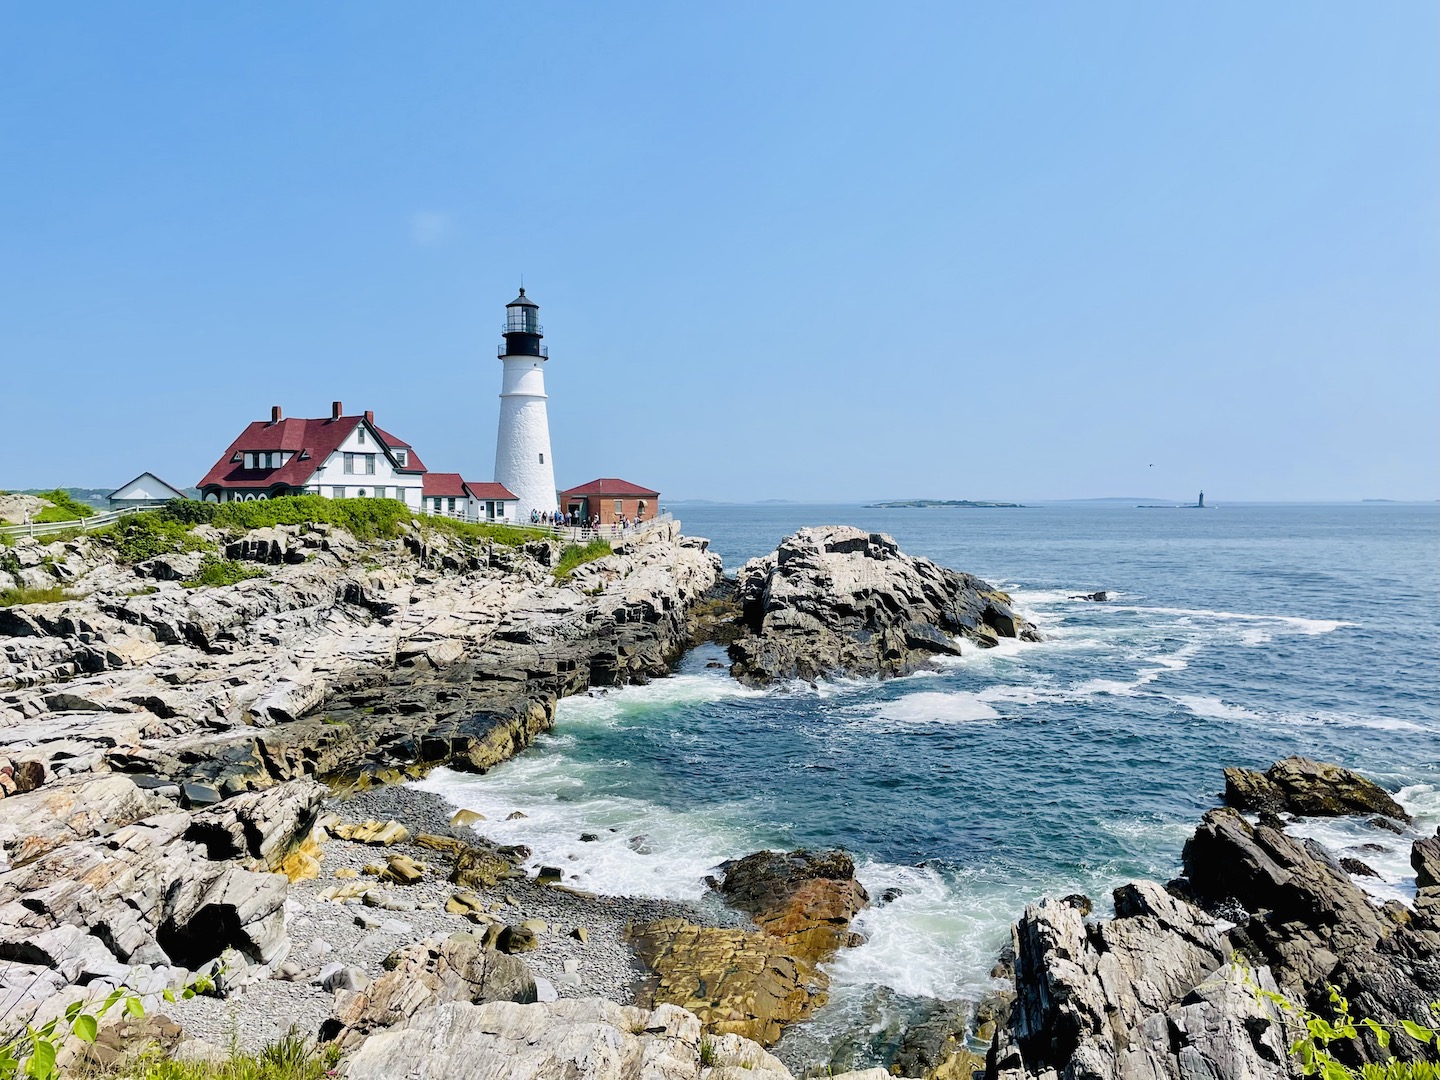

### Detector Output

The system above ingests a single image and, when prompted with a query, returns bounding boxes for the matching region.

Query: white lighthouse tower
[493,288,557,520]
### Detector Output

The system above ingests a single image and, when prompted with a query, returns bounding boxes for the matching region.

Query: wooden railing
[0,507,142,541]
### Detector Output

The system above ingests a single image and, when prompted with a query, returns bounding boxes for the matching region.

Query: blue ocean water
[418,503,1439,1062]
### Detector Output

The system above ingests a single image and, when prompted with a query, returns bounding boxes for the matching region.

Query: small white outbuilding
[108,472,189,510]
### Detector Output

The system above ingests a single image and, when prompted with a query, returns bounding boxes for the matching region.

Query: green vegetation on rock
[87,1032,340,1080]
[104,514,214,563]
[554,537,612,580]
[32,489,98,522]
[0,584,69,607]
[204,496,412,541]
[182,556,266,589]
[420,516,547,546]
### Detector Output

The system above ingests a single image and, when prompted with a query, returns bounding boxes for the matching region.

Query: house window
[447,497,456,513]
[394,449,407,466]
[357,489,367,498]
[344,453,355,474]
[365,455,376,475]
[614,500,623,516]
[333,486,345,498]
[244,453,255,469]
[357,428,366,445]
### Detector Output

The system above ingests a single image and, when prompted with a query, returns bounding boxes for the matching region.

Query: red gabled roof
[374,426,426,473]
[558,477,660,498]
[423,472,468,498]
[197,413,426,490]
[464,481,517,501]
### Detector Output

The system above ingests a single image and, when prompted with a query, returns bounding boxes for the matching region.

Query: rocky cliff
[1,518,720,797]
[986,760,1438,1080]
[727,526,1040,685]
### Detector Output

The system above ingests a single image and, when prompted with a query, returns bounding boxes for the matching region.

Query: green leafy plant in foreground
[1,972,215,1080]
[1251,973,1440,1080]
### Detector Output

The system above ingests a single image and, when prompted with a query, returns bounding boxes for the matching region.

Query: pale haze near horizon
[1,4,1436,503]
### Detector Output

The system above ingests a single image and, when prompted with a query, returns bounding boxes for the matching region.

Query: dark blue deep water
[419,503,1439,1063]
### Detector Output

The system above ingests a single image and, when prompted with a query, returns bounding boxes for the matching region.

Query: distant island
[865,499,1025,508]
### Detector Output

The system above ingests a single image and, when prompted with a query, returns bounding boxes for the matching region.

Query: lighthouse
[493,288,557,520]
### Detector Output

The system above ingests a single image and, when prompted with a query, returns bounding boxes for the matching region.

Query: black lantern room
[501,288,545,357]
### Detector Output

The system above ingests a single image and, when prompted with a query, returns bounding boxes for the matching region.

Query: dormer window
[394,449,408,466]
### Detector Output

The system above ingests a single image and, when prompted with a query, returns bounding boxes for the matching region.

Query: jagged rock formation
[989,881,1289,1080]
[0,780,321,1027]
[1224,757,1410,822]
[727,526,1039,685]
[1,521,720,794]
[325,931,539,1047]
[986,761,1436,1080]
[1182,808,1439,1065]
[629,849,870,1047]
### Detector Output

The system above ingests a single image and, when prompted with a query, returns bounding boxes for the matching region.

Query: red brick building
[559,478,660,525]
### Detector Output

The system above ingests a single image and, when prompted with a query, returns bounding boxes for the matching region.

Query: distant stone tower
[493,288,557,519]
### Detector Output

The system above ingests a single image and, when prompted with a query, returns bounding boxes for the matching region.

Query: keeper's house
[197,403,522,523]
[559,478,661,525]
[198,402,428,506]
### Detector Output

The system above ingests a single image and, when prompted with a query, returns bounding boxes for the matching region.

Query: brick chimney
[364,410,374,424]
[270,405,282,424]
[331,401,343,420]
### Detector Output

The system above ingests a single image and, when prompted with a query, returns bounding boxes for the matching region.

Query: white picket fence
[0,507,141,541]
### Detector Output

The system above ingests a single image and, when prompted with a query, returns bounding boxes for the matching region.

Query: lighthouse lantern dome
[505,288,541,335]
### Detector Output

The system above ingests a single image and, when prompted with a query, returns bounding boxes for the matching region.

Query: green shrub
[103,514,213,564]
[210,495,409,540]
[553,537,612,580]
[182,557,266,589]
[32,489,96,523]
[155,499,219,526]
[0,585,68,607]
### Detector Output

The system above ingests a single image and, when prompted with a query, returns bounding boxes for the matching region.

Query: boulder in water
[1223,756,1410,821]
[727,526,1039,685]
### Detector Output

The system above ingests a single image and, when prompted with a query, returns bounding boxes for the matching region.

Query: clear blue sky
[2,3,1435,502]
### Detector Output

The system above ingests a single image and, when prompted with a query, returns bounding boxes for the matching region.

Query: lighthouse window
[539,453,544,464]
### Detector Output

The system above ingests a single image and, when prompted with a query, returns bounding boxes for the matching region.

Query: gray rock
[326,932,540,1047]
[727,526,1039,685]
[1223,757,1410,821]
[342,998,793,1079]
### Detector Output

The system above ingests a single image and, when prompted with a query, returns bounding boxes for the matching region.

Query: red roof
[464,481,517,501]
[198,413,425,491]
[423,472,468,498]
[558,478,660,498]
[374,427,425,472]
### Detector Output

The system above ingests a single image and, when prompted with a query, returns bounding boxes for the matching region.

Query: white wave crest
[869,692,1000,725]
[1104,605,1353,635]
